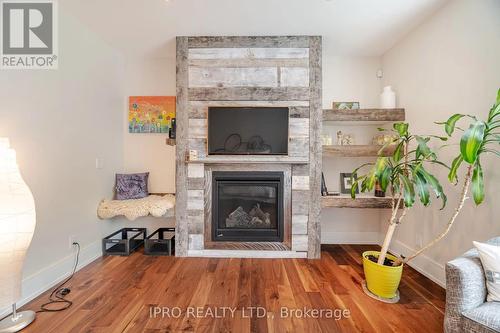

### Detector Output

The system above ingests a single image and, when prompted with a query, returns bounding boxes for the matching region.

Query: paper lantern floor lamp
[0,138,36,332]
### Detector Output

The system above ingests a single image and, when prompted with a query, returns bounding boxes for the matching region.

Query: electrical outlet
[69,235,78,249]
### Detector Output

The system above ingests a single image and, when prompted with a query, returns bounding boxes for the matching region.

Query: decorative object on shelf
[374,181,385,197]
[115,172,149,200]
[169,118,176,139]
[340,172,358,194]
[372,133,398,146]
[189,150,199,161]
[332,102,360,110]
[336,131,354,145]
[321,134,332,146]
[0,138,37,332]
[129,96,176,133]
[380,86,396,109]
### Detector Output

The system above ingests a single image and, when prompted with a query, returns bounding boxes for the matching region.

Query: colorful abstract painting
[128,96,176,133]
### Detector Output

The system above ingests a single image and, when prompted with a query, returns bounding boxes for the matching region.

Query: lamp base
[0,311,35,333]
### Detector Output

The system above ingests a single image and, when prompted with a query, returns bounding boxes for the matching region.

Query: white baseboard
[321,231,381,244]
[388,239,445,287]
[0,240,102,319]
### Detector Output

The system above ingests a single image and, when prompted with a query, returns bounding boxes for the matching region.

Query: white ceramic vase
[380,86,396,109]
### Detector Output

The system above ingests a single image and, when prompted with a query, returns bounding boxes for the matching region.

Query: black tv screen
[208,107,289,155]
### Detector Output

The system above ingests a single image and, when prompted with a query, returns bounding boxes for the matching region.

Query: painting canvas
[129,96,176,133]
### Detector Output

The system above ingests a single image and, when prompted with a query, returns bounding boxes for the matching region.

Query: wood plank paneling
[292,235,308,251]
[187,36,311,48]
[292,215,308,235]
[292,190,309,215]
[190,100,310,107]
[189,58,309,68]
[280,67,309,87]
[289,118,310,137]
[288,137,309,158]
[189,67,278,88]
[307,36,322,259]
[188,119,207,138]
[189,48,309,59]
[188,234,204,250]
[187,164,204,178]
[175,36,189,256]
[289,106,310,118]
[187,211,204,234]
[292,175,310,191]
[188,138,207,158]
[188,87,310,101]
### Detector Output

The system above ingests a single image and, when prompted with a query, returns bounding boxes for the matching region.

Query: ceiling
[62,0,449,59]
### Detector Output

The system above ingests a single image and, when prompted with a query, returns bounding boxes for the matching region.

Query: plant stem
[402,164,473,264]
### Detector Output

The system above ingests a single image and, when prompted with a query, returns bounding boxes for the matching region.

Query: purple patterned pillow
[115,172,149,200]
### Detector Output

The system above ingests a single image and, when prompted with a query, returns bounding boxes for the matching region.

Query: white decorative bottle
[380,86,396,109]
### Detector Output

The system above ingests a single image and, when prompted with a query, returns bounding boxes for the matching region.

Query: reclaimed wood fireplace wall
[175,36,322,258]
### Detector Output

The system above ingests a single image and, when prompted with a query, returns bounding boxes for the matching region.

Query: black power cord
[36,242,80,313]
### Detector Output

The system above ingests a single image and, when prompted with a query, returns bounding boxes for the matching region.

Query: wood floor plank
[20,245,445,333]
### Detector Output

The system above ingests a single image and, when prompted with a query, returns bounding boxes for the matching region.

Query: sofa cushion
[462,302,500,332]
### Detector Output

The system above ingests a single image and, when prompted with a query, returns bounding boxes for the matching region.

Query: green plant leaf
[418,167,447,209]
[400,174,415,207]
[414,171,430,206]
[460,121,486,163]
[393,123,409,137]
[472,161,484,205]
[440,114,466,136]
[393,141,404,162]
[380,167,392,192]
[490,89,500,121]
[415,136,434,160]
[448,155,463,183]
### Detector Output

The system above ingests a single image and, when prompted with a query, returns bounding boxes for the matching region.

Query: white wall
[123,58,176,194]
[322,54,384,243]
[0,7,125,313]
[382,0,500,285]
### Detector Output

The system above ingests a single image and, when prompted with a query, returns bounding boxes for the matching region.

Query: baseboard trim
[388,239,445,287]
[0,240,102,318]
[321,231,381,244]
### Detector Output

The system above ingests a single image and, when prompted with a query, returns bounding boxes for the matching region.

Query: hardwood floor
[21,245,445,332]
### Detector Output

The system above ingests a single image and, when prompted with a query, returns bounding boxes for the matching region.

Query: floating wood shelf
[323,108,405,122]
[187,155,309,164]
[321,195,396,209]
[323,144,395,157]
[166,138,176,146]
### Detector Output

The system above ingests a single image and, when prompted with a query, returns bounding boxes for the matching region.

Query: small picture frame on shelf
[340,173,358,194]
[332,102,360,110]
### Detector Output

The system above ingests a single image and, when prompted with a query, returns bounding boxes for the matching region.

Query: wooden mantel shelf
[323,108,405,122]
[321,195,396,209]
[323,144,396,157]
[187,155,309,164]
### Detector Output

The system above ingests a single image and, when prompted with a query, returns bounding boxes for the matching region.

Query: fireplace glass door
[212,172,284,242]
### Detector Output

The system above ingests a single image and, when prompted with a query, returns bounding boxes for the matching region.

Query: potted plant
[352,89,499,301]
[397,88,500,263]
[351,123,448,300]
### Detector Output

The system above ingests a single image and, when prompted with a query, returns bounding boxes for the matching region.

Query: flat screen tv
[208,107,289,155]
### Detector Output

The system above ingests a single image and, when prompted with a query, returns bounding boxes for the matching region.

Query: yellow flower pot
[362,251,403,300]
